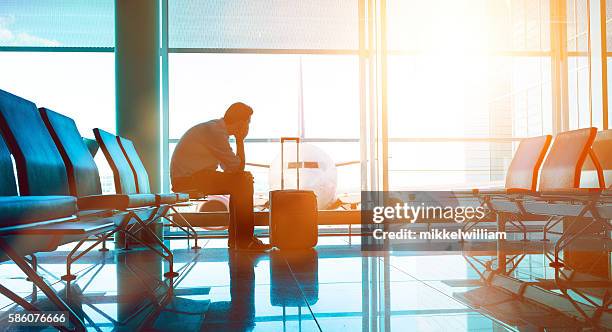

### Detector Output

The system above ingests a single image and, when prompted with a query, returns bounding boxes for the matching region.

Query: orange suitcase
[269,137,318,249]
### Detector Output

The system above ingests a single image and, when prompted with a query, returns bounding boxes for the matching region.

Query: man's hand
[234,134,246,143]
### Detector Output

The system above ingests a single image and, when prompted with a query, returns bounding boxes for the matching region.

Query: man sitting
[171,102,271,252]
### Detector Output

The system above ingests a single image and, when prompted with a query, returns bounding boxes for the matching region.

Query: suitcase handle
[280,137,300,190]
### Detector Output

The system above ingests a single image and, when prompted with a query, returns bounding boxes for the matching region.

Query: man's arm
[236,137,246,171]
[205,129,242,172]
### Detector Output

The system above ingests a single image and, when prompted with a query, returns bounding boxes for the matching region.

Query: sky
[0,0,114,47]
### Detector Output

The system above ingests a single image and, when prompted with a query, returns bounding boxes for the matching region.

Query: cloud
[0,15,61,47]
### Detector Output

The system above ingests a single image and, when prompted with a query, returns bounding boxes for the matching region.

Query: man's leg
[226,172,255,248]
[178,170,255,247]
[174,170,268,250]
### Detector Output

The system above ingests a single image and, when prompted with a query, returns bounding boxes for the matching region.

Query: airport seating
[38,107,181,278]
[94,128,200,249]
[459,134,552,235]
[0,174,88,330]
[463,128,606,268]
[0,91,96,330]
[515,130,612,268]
[116,135,199,248]
[0,89,178,283]
[460,129,607,276]
[483,128,599,237]
[456,129,612,328]
[483,134,552,193]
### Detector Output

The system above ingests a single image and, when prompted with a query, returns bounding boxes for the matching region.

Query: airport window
[386,0,553,189]
[169,54,300,140]
[168,54,361,197]
[0,53,115,135]
[166,2,362,201]
[0,1,116,192]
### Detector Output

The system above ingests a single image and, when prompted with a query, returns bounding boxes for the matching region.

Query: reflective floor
[0,234,609,331]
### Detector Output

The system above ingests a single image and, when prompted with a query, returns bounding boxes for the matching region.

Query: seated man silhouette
[171,102,271,252]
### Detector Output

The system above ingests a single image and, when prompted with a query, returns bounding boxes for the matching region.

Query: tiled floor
[0,235,608,331]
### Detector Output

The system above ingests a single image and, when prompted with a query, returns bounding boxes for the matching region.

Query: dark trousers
[173,170,254,247]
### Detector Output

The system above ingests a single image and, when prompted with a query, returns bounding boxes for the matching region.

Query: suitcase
[269,137,318,249]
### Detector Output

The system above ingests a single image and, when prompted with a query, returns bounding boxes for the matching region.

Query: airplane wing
[246,162,270,168]
[335,160,360,167]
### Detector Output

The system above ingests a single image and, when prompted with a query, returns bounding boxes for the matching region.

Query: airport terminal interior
[0,0,611,331]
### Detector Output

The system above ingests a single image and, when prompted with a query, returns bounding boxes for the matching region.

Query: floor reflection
[0,235,609,331]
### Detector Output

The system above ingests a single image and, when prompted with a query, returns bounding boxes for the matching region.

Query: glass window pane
[169,53,299,139]
[607,0,612,50]
[387,0,550,52]
[169,0,358,50]
[568,56,592,129]
[302,56,359,139]
[388,55,552,138]
[389,141,515,190]
[567,0,589,52]
[0,1,114,47]
[0,52,115,136]
[0,52,116,193]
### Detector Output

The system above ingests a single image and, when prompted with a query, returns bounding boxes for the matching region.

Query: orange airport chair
[518,129,605,232]
[538,128,599,192]
[503,135,553,193]
[460,135,552,234]
[479,130,611,327]
[518,130,611,268]
[486,128,598,239]
[456,130,611,330]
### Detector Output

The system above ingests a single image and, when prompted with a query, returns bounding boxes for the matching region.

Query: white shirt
[170,119,242,179]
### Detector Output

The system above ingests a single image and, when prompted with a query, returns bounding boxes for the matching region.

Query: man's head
[223,102,253,138]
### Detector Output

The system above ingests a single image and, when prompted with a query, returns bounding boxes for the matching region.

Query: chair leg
[127,211,178,279]
[124,206,164,240]
[542,216,562,242]
[62,230,117,281]
[169,205,200,250]
[0,239,86,331]
[29,255,38,303]
[23,255,38,303]
[0,282,38,312]
[62,239,84,281]
[99,236,109,252]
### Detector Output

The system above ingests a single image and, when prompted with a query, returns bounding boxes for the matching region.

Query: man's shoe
[231,237,272,252]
